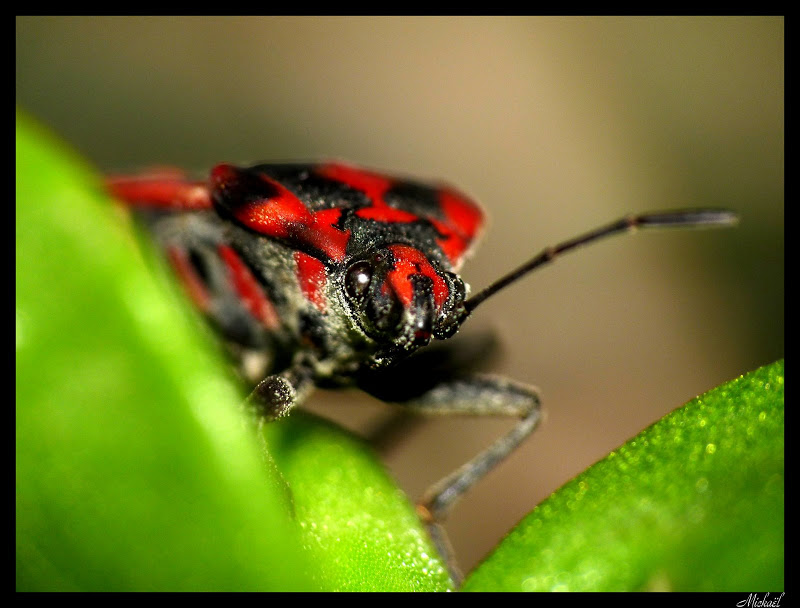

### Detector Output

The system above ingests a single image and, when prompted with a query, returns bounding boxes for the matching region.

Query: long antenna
[463,208,738,315]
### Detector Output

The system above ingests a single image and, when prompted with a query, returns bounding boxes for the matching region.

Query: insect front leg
[248,363,316,421]
[368,374,542,583]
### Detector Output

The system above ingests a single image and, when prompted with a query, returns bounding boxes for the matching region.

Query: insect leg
[386,375,542,583]
[248,363,316,421]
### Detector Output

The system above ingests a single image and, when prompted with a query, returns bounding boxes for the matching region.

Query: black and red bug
[107,162,737,584]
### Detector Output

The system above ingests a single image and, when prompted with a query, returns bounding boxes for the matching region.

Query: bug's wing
[107,168,213,210]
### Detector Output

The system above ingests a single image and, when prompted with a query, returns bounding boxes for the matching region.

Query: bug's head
[340,244,467,367]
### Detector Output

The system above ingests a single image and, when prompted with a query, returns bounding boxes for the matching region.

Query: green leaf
[262,414,454,591]
[462,359,784,592]
[16,109,312,590]
[15,110,452,591]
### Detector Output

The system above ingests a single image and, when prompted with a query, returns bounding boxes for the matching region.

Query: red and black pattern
[107,162,484,368]
[210,162,483,270]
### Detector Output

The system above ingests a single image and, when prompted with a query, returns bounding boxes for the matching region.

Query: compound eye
[344,260,373,302]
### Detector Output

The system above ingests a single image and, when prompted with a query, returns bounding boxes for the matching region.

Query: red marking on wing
[317,163,419,224]
[166,246,212,312]
[386,244,449,310]
[439,187,483,239]
[432,187,484,266]
[212,164,350,262]
[107,171,212,210]
[217,244,280,329]
[294,251,328,313]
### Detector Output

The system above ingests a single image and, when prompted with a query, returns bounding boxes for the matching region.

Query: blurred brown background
[17,16,783,574]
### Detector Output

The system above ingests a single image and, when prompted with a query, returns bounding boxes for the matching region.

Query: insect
[107,162,737,584]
